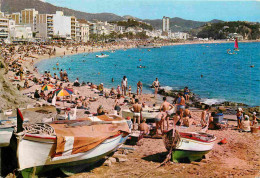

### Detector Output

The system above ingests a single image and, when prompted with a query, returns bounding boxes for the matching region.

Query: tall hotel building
[162,16,170,32]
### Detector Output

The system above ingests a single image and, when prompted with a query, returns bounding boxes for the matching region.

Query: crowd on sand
[0,41,259,136]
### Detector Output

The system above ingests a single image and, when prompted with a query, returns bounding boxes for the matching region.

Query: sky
[42,0,260,22]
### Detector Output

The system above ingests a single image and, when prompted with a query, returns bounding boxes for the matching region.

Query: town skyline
[41,0,260,22]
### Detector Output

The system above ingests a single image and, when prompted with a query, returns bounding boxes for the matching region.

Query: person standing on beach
[137,81,143,95]
[160,97,174,131]
[130,99,142,130]
[176,93,185,121]
[121,76,127,96]
[59,69,64,81]
[201,105,210,128]
[152,78,160,97]
[236,108,243,129]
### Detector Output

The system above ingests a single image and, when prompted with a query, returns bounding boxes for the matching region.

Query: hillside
[1,0,124,21]
[197,21,260,40]
[111,19,153,31]
[143,17,214,32]
[0,59,29,110]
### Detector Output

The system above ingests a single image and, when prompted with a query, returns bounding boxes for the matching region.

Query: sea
[35,42,260,106]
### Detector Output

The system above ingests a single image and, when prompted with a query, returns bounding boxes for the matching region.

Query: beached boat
[0,117,18,147]
[122,106,175,122]
[0,126,15,147]
[14,112,130,177]
[96,54,109,58]
[163,130,216,162]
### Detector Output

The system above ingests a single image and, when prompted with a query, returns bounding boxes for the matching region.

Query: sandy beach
[0,39,259,177]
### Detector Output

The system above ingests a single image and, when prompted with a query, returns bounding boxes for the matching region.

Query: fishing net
[23,123,55,136]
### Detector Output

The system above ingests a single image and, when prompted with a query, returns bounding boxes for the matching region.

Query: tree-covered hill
[196,21,260,40]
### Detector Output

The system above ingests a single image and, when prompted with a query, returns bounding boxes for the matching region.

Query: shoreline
[33,40,260,108]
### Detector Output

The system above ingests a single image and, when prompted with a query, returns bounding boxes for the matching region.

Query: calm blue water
[36,42,260,106]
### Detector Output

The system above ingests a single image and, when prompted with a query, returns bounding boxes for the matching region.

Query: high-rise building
[21,9,38,32]
[11,13,21,24]
[35,13,54,39]
[162,16,170,32]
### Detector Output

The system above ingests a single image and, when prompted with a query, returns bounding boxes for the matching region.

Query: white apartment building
[36,11,71,39]
[171,32,189,40]
[78,19,90,42]
[0,17,9,39]
[10,25,32,40]
[162,16,170,32]
[35,14,54,39]
[115,25,125,34]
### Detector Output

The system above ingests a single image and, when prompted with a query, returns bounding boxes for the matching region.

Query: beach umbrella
[41,84,54,91]
[55,88,73,97]
[55,88,73,109]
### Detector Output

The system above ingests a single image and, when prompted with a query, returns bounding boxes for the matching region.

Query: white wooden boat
[122,106,175,122]
[96,54,109,58]
[14,114,130,177]
[0,126,14,147]
[163,130,216,162]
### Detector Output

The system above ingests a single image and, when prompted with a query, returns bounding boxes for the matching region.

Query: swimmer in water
[112,78,114,82]
[201,74,203,78]
[56,62,59,66]
[139,59,141,61]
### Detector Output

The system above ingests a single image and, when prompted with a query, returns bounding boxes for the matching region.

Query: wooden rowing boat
[163,129,216,163]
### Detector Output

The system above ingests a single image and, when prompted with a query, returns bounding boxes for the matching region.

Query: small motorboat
[163,129,216,163]
[96,54,109,58]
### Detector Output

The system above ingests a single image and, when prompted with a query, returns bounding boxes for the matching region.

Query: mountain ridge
[2,0,223,31]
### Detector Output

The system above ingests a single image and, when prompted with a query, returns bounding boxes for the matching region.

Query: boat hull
[17,133,125,176]
[0,127,14,147]
[164,131,216,163]
[172,150,210,163]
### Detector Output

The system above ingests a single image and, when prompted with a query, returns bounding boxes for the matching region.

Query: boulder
[103,159,112,167]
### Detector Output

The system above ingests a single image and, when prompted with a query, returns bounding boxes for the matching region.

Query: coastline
[0,40,259,178]
[33,40,260,108]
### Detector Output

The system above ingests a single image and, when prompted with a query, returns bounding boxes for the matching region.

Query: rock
[109,157,117,163]
[113,153,127,159]
[103,159,112,167]
[116,158,128,162]
[218,106,226,112]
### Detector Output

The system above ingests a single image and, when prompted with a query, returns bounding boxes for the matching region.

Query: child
[117,85,121,95]
[128,85,132,97]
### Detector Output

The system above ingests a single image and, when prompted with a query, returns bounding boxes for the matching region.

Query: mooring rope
[159,129,181,167]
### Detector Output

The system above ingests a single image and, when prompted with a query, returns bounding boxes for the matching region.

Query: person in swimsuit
[236,108,243,129]
[173,111,181,128]
[130,99,143,130]
[152,78,160,97]
[137,81,143,95]
[201,105,210,128]
[176,93,185,121]
[121,76,127,96]
[184,86,190,102]
[252,112,258,126]
[160,97,174,131]
[114,94,121,115]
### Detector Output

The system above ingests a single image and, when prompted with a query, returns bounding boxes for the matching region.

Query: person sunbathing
[138,119,150,135]
[97,105,108,116]
[110,87,116,96]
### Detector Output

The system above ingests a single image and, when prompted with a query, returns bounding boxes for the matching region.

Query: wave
[160,86,174,91]
[200,98,226,105]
